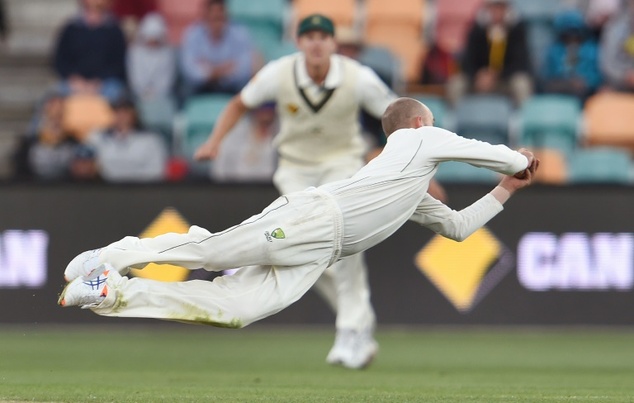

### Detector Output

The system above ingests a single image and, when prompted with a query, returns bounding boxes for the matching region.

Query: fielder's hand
[501,157,540,192]
[514,148,535,179]
[194,139,220,161]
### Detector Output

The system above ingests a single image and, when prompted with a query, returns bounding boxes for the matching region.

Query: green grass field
[0,325,633,402]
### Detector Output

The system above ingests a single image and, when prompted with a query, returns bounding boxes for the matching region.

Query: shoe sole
[57,281,72,306]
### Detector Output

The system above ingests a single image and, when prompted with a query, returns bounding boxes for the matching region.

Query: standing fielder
[59,98,539,363]
[194,14,397,369]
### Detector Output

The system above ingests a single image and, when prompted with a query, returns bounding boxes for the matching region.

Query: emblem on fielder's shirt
[264,228,286,242]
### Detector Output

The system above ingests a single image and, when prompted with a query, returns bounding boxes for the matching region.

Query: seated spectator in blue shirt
[53,0,127,102]
[541,9,602,100]
[179,0,256,96]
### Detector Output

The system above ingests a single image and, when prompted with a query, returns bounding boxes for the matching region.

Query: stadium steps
[0,0,74,178]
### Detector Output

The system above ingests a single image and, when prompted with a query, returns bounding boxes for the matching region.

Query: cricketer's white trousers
[91,189,343,328]
[273,157,376,333]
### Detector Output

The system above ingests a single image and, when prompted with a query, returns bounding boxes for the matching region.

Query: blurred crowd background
[1,0,634,185]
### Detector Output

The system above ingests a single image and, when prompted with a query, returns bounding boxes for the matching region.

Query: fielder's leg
[316,159,378,369]
[87,260,331,328]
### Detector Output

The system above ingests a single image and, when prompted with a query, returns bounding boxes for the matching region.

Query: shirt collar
[295,53,342,89]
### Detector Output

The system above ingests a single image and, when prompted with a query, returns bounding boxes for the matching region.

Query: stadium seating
[62,94,114,142]
[137,96,178,148]
[365,0,425,28]
[510,0,563,23]
[532,148,568,185]
[583,92,634,153]
[179,94,233,177]
[261,41,298,63]
[433,0,484,55]
[454,95,513,145]
[227,0,287,59]
[363,24,426,84]
[519,95,581,155]
[363,0,427,83]
[434,161,501,184]
[358,45,403,90]
[157,0,205,45]
[567,147,632,184]
[411,94,448,128]
[525,21,555,73]
[292,0,358,28]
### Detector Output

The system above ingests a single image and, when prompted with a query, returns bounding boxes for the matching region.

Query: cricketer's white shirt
[241,52,392,116]
[240,53,395,164]
[320,126,529,255]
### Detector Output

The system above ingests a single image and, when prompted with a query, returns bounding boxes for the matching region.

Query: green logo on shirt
[264,228,286,242]
[271,228,286,239]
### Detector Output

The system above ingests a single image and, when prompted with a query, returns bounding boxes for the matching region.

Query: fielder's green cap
[297,14,335,37]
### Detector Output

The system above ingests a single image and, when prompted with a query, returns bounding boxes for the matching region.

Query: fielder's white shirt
[240,53,396,164]
[320,126,529,255]
[241,53,392,116]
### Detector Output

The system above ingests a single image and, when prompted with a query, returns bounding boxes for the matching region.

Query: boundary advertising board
[0,184,631,325]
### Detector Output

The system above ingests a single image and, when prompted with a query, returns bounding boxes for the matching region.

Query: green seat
[519,95,581,155]
[182,94,233,177]
[510,0,563,23]
[260,40,297,63]
[227,0,287,61]
[227,0,287,26]
[568,147,632,184]
[411,94,448,129]
[359,45,402,89]
[136,96,178,149]
[227,0,286,42]
[434,161,501,184]
[455,95,512,145]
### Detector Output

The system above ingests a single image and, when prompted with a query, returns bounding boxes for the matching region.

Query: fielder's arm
[410,158,539,241]
[194,94,249,160]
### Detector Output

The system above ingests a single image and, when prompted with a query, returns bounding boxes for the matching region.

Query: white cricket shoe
[64,248,105,282]
[58,264,112,309]
[326,329,378,370]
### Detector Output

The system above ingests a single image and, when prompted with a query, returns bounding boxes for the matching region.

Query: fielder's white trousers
[92,189,343,328]
[273,156,376,332]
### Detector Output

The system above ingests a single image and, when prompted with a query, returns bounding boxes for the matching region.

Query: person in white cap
[127,12,177,101]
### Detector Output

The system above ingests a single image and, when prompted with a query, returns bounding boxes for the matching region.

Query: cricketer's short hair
[381,98,431,136]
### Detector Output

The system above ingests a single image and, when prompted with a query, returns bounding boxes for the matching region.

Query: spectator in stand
[541,9,602,100]
[127,12,176,101]
[211,104,277,183]
[26,94,79,181]
[600,0,634,92]
[585,0,621,40]
[70,145,101,182]
[448,0,533,106]
[180,0,256,96]
[53,0,127,102]
[110,0,157,40]
[420,42,459,87]
[86,98,168,183]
